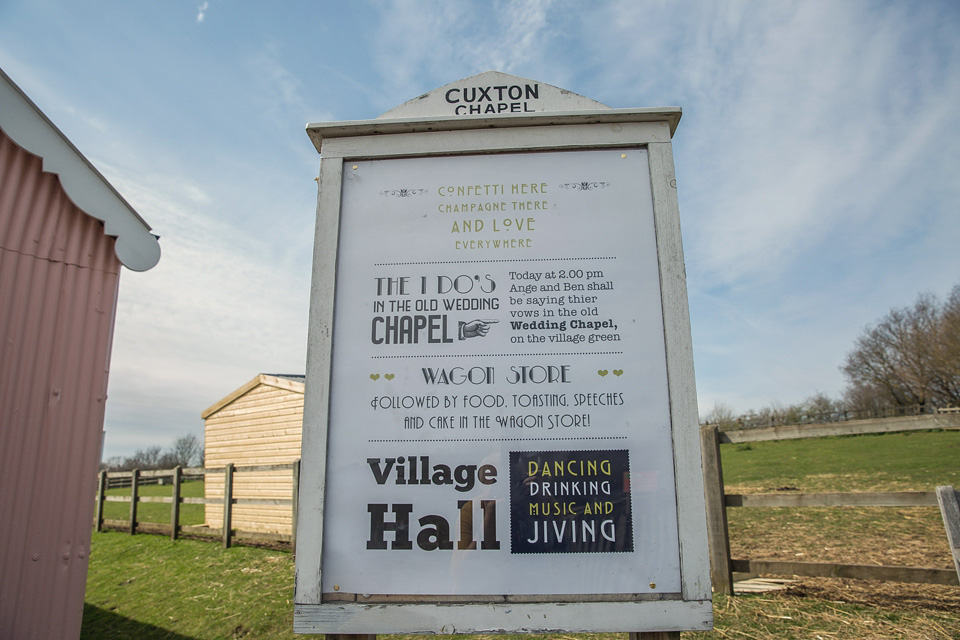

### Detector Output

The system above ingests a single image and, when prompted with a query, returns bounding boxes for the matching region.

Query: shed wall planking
[203,375,304,534]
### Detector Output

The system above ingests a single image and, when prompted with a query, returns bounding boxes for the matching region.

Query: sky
[2,0,959,461]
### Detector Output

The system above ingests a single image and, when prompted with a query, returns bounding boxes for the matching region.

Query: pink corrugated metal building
[1,68,161,639]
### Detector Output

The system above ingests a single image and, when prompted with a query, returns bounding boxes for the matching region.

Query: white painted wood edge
[317,122,672,160]
[648,142,712,602]
[294,156,343,606]
[293,599,712,634]
[307,107,681,151]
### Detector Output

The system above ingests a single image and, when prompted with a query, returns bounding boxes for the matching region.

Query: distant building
[1,67,160,639]
[201,374,304,536]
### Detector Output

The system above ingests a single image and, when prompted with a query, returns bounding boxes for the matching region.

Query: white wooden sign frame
[296,101,711,634]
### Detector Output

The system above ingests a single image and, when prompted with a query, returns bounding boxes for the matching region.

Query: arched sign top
[378,71,611,119]
[306,72,680,152]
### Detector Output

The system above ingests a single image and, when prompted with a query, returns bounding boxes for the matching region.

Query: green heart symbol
[597,369,608,377]
[370,374,380,380]
[384,373,395,380]
[613,369,624,376]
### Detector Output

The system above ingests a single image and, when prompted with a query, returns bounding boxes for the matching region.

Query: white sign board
[295,73,711,635]
[324,148,678,594]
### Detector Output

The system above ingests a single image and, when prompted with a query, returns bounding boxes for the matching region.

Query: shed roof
[202,373,305,419]
[0,67,160,271]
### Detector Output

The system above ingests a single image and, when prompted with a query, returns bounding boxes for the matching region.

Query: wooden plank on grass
[731,558,959,585]
[936,485,960,581]
[725,491,937,508]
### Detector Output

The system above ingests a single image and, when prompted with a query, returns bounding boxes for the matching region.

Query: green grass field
[83,430,960,639]
[720,429,960,493]
[101,479,206,526]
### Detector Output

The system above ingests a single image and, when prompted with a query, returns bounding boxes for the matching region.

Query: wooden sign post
[295,72,712,636]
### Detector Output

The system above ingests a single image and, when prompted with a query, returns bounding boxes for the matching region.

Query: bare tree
[701,402,739,429]
[101,434,204,471]
[842,285,960,413]
[125,446,162,470]
[804,391,844,422]
[169,433,202,468]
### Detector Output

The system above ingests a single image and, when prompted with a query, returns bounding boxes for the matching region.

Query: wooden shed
[202,373,304,535]
[1,67,160,639]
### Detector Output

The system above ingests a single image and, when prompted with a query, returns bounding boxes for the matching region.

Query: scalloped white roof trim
[0,67,160,271]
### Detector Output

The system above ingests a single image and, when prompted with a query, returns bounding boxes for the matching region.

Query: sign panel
[320,148,682,596]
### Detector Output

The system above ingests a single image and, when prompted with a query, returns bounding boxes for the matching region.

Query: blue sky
[2,1,959,460]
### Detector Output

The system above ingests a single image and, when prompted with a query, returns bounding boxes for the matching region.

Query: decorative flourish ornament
[380,188,427,197]
[560,181,611,191]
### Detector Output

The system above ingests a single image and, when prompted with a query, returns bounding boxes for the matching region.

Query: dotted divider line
[375,257,617,266]
[372,352,623,358]
[369,436,628,443]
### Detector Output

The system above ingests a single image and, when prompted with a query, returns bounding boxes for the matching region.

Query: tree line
[704,284,960,429]
[101,433,203,471]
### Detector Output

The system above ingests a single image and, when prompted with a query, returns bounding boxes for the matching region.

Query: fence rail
[715,412,960,444]
[702,403,959,432]
[700,419,960,594]
[724,491,938,508]
[94,461,301,550]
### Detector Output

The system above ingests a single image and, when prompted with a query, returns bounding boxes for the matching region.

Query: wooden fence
[700,412,960,594]
[722,402,940,432]
[101,474,166,490]
[94,461,301,550]
[95,414,960,590]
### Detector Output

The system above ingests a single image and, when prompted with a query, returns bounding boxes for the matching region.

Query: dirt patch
[728,506,953,569]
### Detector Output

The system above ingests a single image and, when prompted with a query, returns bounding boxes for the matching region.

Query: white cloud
[197,1,209,23]
[561,1,960,413]
[369,0,558,110]
[97,160,311,459]
[582,2,960,292]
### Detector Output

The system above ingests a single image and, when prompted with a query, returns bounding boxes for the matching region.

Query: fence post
[171,465,182,541]
[292,459,301,555]
[936,485,960,582]
[700,424,733,594]
[129,468,140,536]
[95,470,106,532]
[223,463,234,549]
